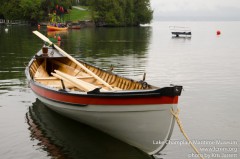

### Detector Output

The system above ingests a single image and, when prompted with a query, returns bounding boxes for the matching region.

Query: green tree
[133,0,153,25]
[89,0,153,26]
[124,0,134,25]
[0,0,23,20]
[20,0,43,21]
[0,0,73,22]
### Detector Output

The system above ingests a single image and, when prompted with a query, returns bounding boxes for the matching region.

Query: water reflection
[0,25,152,80]
[64,27,152,59]
[0,25,42,80]
[65,27,151,78]
[47,30,68,47]
[171,36,191,40]
[47,30,68,37]
[26,99,152,159]
[33,26,152,78]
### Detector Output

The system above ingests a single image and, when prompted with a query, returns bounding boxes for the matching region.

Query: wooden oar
[54,70,98,91]
[51,72,91,92]
[52,70,107,92]
[32,30,114,90]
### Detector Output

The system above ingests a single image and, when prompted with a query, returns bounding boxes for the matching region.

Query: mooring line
[171,108,204,159]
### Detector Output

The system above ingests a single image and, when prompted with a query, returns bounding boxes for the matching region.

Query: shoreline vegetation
[0,0,153,27]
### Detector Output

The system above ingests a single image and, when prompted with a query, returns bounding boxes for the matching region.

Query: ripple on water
[0,79,26,91]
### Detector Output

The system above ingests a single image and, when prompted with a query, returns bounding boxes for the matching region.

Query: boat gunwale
[28,78,182,97]
[29,81,179,105]
[25,53,182,98]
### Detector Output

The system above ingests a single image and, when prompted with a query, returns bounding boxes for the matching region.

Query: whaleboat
[25,31,183,155]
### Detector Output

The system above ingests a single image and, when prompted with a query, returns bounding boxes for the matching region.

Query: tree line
[88,0,153,26]
[0,0,153,26]
[0,0,72,23]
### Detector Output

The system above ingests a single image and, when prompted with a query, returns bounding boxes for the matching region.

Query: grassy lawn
[64,6,92,22]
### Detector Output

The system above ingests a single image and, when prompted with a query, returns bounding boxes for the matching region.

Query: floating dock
[169,26,191,37]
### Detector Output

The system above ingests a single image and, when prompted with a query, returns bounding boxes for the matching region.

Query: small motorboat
[25,31,183,155]
[47,25,68,31]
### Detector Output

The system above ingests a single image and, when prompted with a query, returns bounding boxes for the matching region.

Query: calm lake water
[0,21,240,159]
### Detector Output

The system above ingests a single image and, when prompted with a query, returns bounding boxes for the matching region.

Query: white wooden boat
[25,31,183,155]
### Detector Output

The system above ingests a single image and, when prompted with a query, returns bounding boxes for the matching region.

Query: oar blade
[33,30,52,45]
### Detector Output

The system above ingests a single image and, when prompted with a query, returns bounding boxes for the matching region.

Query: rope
[171,108,204,159]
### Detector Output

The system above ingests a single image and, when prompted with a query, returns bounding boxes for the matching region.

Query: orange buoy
[57,35,61,41]
[216,30,221,35]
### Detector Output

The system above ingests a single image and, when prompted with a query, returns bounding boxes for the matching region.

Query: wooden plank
[52,60,96,79]
[34,62,49,78]
[76,76,93,79]
[54,70,96,90]
[35,77,58,80]
[52,60,94,79]
[51,73,88,91]
[51,59,79,75]
[53,70,107,92]
[36,78,75,89]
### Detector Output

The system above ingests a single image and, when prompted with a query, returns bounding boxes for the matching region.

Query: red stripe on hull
[31,83,178,105]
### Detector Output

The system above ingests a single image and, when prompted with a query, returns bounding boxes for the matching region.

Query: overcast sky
[150,0,240,20]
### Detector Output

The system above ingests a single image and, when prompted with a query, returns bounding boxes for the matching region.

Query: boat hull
[47,25,68,31]
[69,25,81,29]
[35,93,176,155]
[29,80,178,155]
